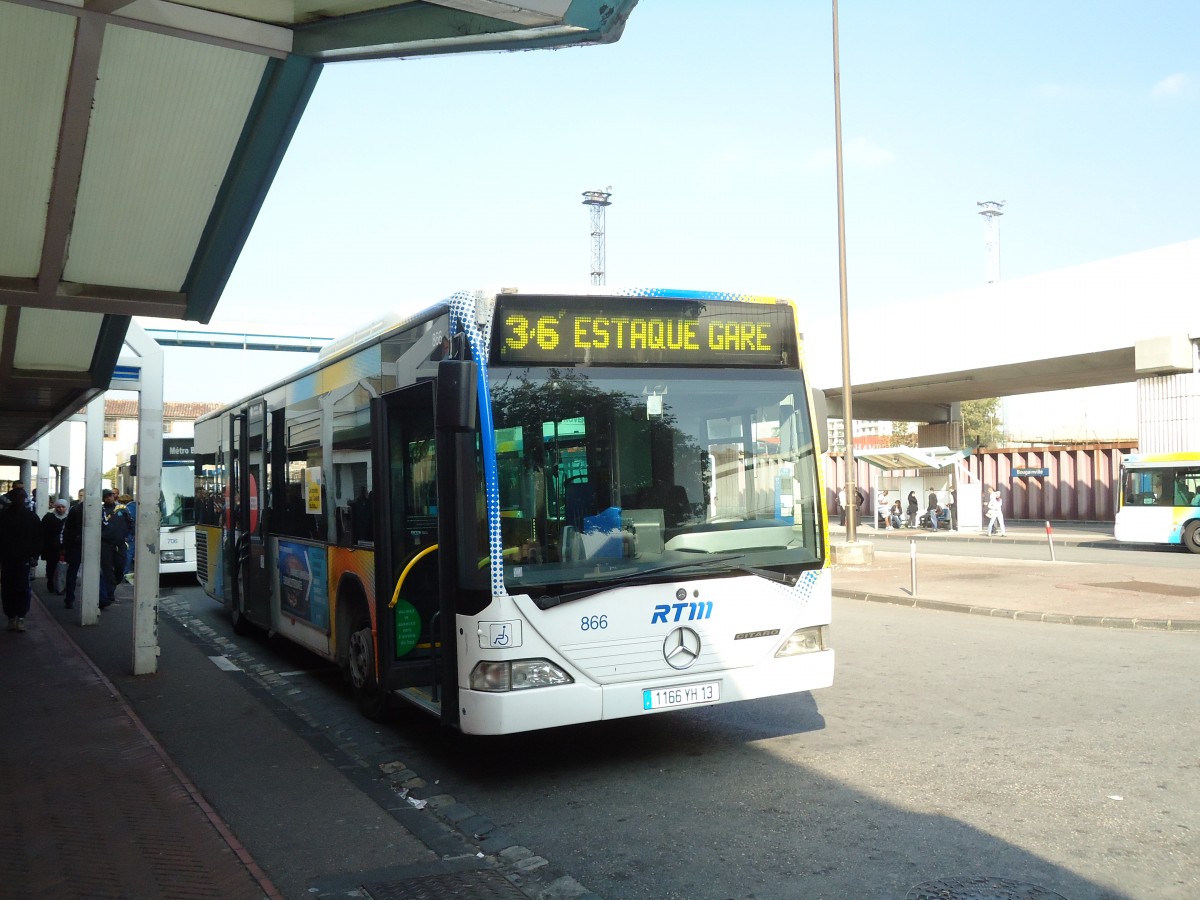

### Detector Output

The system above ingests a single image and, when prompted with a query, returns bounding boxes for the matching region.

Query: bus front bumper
[457,648,834,736]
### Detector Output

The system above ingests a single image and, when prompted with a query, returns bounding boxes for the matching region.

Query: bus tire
[1183,520,1200,555]
[347,607,391,720]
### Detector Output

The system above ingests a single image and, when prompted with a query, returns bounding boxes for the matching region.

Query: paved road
[387,599,1198,899]
[133,575,1199,899]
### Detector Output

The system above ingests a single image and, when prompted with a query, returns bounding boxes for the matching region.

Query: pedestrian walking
[122,494,137,578]
[986,488,1006,536]
[40,498,69,593]
[99,489,130,609]
[61,499,83,609]
[5,481,35,511]
[927,489,939,531]
[0,487,43,631]
[837,486,847,527]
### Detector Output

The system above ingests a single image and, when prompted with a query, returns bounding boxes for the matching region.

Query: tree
[888,420,917,447]
[961,398,1003,448]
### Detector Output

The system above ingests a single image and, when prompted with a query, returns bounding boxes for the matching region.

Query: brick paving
[0,595,276,899]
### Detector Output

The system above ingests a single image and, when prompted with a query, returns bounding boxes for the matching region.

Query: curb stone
[835,588,1200,632]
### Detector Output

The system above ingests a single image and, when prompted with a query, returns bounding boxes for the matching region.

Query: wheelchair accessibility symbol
[481,620,522,649]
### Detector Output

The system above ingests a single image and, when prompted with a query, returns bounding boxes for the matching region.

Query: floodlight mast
[977,200,1005,284]
[582,188,612,285]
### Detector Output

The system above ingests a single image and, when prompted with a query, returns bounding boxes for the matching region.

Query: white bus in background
[115,437,198,575]
[1114,452,1200,553]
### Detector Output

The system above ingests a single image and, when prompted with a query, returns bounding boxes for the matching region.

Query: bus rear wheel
[347,609,391,720]
[1183,520,1200,555]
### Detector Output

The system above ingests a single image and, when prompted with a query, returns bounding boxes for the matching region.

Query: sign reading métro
[492,295,798,368]
[128,437,195,474]
[1012,467,1050,478]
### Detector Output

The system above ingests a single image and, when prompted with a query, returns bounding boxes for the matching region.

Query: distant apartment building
[826,418,910,452]
[102,399,222,475]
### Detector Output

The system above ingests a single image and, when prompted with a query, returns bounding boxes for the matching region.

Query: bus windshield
[161,461,196,528]
[488,365,823,597]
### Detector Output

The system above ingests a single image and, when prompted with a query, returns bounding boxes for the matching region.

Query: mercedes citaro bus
[194,287,834,734]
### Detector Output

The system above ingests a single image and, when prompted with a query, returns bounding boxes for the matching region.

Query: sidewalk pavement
[0,586,278,899]
[831,519,1200,631]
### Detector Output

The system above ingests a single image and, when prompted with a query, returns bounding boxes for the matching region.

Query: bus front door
[231,401,270,632]
[371,381,446,715]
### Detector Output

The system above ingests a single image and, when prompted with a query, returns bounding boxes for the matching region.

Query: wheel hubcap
[348,626,373,690]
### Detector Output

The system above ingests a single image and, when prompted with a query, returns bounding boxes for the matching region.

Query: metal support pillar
[35,436,51,515]
[81,396,105,626]
[123,322,165,675]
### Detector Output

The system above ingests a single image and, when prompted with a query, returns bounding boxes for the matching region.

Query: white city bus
[194,287,834,734]
[115,437,198,575]
[1114,452,1200,553]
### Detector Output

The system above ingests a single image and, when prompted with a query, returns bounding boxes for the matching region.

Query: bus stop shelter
[853,446,982,532]
[0,0,641,673]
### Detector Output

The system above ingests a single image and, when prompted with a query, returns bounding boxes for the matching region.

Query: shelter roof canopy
[853,447,969,471]
[0,0,640,450]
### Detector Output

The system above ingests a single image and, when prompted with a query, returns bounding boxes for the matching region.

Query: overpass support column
[917,403,964,449]
[1135,336,1200,453]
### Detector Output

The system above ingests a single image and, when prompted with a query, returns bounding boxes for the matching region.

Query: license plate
[642,681,720,710]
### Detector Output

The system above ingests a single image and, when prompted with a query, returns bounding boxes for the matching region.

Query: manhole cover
[906,875,1068,900]
[362,869,528,900]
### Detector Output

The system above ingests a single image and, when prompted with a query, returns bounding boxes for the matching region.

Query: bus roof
[197,286,798,423]
[1123,452,1200,467]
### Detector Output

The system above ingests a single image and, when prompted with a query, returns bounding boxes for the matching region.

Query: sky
[143,1,1200,435]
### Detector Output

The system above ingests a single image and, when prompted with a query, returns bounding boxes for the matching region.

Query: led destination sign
[493,295,797,368]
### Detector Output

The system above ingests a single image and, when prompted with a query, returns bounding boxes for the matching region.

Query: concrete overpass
[815,238,1200,452]
[823,346,1138,424]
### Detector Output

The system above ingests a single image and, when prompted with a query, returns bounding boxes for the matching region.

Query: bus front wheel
[347,609,391,720]
[1183,520,1200,555]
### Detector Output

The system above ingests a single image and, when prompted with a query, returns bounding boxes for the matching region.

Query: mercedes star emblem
[663,626,702,670]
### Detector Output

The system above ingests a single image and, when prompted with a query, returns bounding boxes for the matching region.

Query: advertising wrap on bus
[193,287,833,734]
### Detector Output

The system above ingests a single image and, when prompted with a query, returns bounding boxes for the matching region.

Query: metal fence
[825,444,1132,523]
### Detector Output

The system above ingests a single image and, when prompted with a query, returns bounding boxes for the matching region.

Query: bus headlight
[775,625,828,657]
[469,659,574,692]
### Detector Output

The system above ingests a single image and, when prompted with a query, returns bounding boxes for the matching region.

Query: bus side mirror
[436,360,478,432]
[811,388,828,454]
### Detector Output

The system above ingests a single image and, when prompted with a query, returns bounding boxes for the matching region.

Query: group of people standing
[0,484,134,633]
[863,488,953,531]
[836,485,1006,535]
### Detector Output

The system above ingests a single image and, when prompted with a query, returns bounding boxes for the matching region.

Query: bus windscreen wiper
[533,554,789,610]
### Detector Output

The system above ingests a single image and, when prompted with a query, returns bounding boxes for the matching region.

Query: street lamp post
[832,0,857,543]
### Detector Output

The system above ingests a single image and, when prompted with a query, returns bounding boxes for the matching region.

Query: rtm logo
[651,602,713,624]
